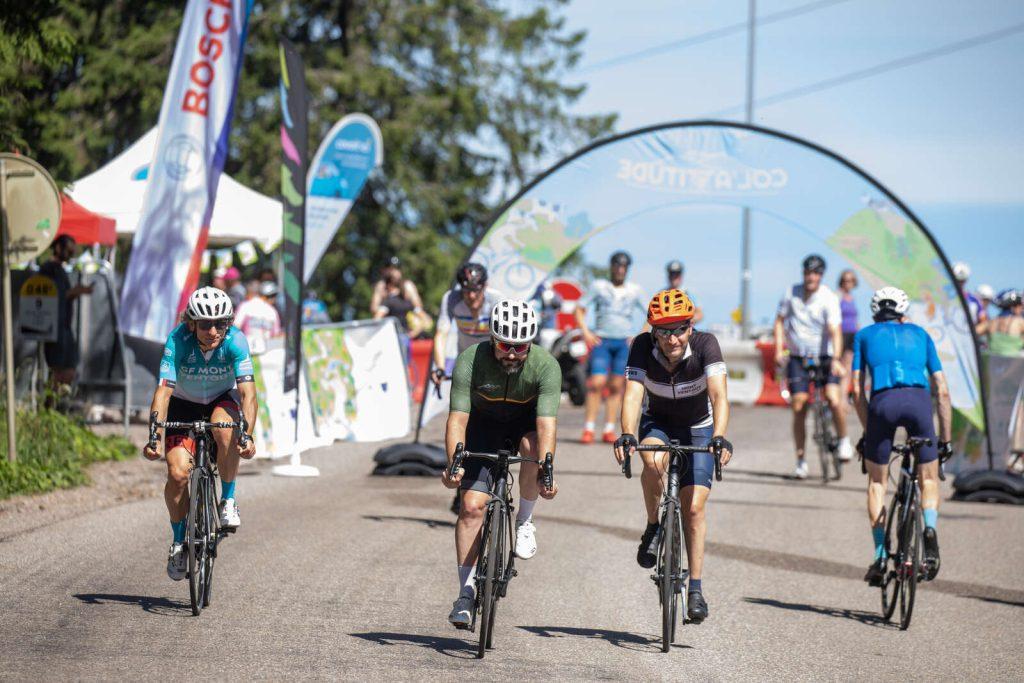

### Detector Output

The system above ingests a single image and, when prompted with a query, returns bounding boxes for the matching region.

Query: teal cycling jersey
[158,323,255,404]
[852,320,941,394]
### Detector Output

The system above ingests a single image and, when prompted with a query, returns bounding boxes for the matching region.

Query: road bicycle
[877,436,945,630]
[448,442,553,659]
[804,357,842,483]
[150,413,250,616]
[621,440,722,652]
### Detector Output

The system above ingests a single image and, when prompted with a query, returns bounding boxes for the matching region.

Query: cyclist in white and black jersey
[431,262,503,382]
[614,289,732,624]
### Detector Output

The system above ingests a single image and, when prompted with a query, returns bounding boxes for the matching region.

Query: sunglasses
[653,324,691,338]
[495,340,530,354]
[196,320,230,331]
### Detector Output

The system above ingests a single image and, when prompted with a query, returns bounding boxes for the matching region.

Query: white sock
[603,422,615,434]
[458,564,476,597]
[840,436,851,448]
[517,497,537,524]
[584,421,595,431]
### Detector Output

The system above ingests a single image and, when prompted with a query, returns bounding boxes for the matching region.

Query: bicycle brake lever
[543,453,554,490]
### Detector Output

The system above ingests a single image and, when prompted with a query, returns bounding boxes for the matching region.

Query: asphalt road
[2,404,1021,681]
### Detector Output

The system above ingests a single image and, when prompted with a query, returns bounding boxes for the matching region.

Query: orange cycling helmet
[647,289,695,326]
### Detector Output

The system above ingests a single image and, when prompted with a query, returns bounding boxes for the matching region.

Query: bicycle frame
[803,358,840,482]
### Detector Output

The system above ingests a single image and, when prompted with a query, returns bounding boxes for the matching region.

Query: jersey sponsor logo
[624,367,645,381]
[163,347,173,357]
[159,360,172,374]
[236,374,254,383]
[179,365,233,376]
[160,378,176,388]
[478,383,501,392]
[644,375,708,399]
[187,350,197,364]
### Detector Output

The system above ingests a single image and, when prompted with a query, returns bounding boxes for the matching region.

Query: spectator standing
[665,260,704,324]
[575,251,648,444]
[234,281,283,355]
[39,235,93,396]
[371,256,430,339]
[977,284,995,320]
[224,266,246,309]
[979,289,1024,355]
[838,269,859,392]
[953,261,987,334]
[302,290,330,324]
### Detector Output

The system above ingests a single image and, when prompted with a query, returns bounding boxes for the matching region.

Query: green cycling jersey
[449,342,561,422]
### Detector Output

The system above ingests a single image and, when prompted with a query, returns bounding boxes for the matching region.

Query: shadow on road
[518,625,691,652]
[363,515,455,529]
[959,594,1024,608]
[726,468,863,494]
[742,597,893,628]
[72,593,190,616]
[349,632,475,658]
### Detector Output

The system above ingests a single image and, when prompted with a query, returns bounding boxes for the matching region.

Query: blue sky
[521,0,1024,326]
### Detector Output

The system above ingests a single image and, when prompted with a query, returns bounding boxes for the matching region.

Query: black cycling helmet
[802,254,826,273]
[996,288,1022,310]
[385,255,401,269]
[610,250,632,267]
[456,262,488,289]
[666,260,684,274]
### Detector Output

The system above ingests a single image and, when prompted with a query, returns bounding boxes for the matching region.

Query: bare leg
[584,374,607,427]
[604,375,626,430]
[164,447,192,523]
[455,490,490,566]
[825,383,848,438]
[517,431,540,503]
[639,438,668,523]
[680,485,710,580]
[791,393,809,459]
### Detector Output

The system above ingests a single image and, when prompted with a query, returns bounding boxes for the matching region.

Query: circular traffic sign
[0,153,61,266]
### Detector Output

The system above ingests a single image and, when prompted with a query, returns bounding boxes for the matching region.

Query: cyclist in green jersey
[441,299,560,628]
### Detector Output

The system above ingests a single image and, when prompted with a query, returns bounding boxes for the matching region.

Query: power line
[577,0,854,74]
[707,21,1024,116]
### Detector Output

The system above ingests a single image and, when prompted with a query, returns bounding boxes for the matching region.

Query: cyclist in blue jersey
[852,287,952,586]
[142,287,258,581]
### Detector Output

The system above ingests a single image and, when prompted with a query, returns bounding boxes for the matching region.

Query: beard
[500,357,525,375]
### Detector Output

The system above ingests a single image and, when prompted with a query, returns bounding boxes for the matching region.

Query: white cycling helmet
[977,284,995,301]
[490,299,538,344]
[871,286,910,316]
[186,286,234,320]
[952,261,970,283]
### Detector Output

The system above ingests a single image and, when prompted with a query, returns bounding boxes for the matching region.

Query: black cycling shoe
[923,527,940,580]
[864,558,886,587]
[687,591,708,623]
[636,523,660,568]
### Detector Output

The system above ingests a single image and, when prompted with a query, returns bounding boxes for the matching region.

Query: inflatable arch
[466,121,992,468]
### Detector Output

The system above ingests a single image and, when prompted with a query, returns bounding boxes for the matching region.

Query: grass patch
[0,408,136,499]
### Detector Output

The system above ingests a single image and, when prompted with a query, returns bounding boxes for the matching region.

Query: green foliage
[5,0,616,320]
[0,408,135,499]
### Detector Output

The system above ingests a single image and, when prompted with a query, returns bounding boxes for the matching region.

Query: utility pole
[739,0,756,338]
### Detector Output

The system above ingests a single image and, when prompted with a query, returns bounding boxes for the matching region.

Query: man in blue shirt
[852,287,952,585]
[143,287,258,582]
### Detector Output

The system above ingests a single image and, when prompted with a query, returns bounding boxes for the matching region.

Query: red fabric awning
[58,194,117,246]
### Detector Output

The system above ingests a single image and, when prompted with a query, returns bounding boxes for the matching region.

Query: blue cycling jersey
[852,321,941,394]
[159,323,255,404]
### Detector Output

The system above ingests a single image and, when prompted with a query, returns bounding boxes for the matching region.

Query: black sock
[645,521,659,533]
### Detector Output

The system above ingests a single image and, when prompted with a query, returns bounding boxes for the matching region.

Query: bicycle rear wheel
[659,499,680,653]
[815,403,830,484]
[477,504,503,659]
[880,495,900,621]
[899,502,922,630]
[822,404,841,480]
[187,470,209,616]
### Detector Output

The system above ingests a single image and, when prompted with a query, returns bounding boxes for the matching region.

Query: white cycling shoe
[448,595,474,629]
[219,499,240,529]
[794,459,809,480]
[515,519,538,559]
[838,439,854,462]
[166,543,186,581]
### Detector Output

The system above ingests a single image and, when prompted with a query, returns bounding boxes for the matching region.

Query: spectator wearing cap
[665,260,703,324]
[223,266,246,309]
[952,261,987,334]
[977,284,995,320]
[234,280,283,355]
[371,256,430,339]
[39,235,93,398]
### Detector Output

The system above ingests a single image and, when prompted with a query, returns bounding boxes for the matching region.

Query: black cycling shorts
[164,390,239,455]
[460,413,537,493]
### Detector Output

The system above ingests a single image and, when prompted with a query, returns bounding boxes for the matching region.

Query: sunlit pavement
[1,404,1021,680]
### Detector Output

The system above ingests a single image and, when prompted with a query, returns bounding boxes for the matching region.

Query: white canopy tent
[68,128,282,251]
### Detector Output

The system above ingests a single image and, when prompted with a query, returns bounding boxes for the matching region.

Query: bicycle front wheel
[186,469,208,616]
[477,504,504,659]
[659,499,680,653]
[202,476,219,607]
[899,502,922,630]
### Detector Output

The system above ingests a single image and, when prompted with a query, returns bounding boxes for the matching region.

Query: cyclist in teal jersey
[142,287,257,581]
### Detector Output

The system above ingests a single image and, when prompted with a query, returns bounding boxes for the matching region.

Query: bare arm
[369,281,385,315]
[432,329,448,372]
[931,371,952,442]
[536,415,557,460]
[234,381,258,457]
[707,373,732,465]
[143,385,174,459]
[441,410,469,488]
[773,314,786,364]
[613,379,646,465]
[852,370,869,429]
[405,281,425,311]
[830,324,845,376]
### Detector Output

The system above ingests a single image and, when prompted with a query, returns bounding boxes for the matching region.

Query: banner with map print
[250,318,409,457]
[467,122,989,469]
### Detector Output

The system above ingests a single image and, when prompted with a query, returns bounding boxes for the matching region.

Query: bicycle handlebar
[889,437,947,481]
[448,442,554,490]
[149,411,251,449]
[622,443,723,481]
